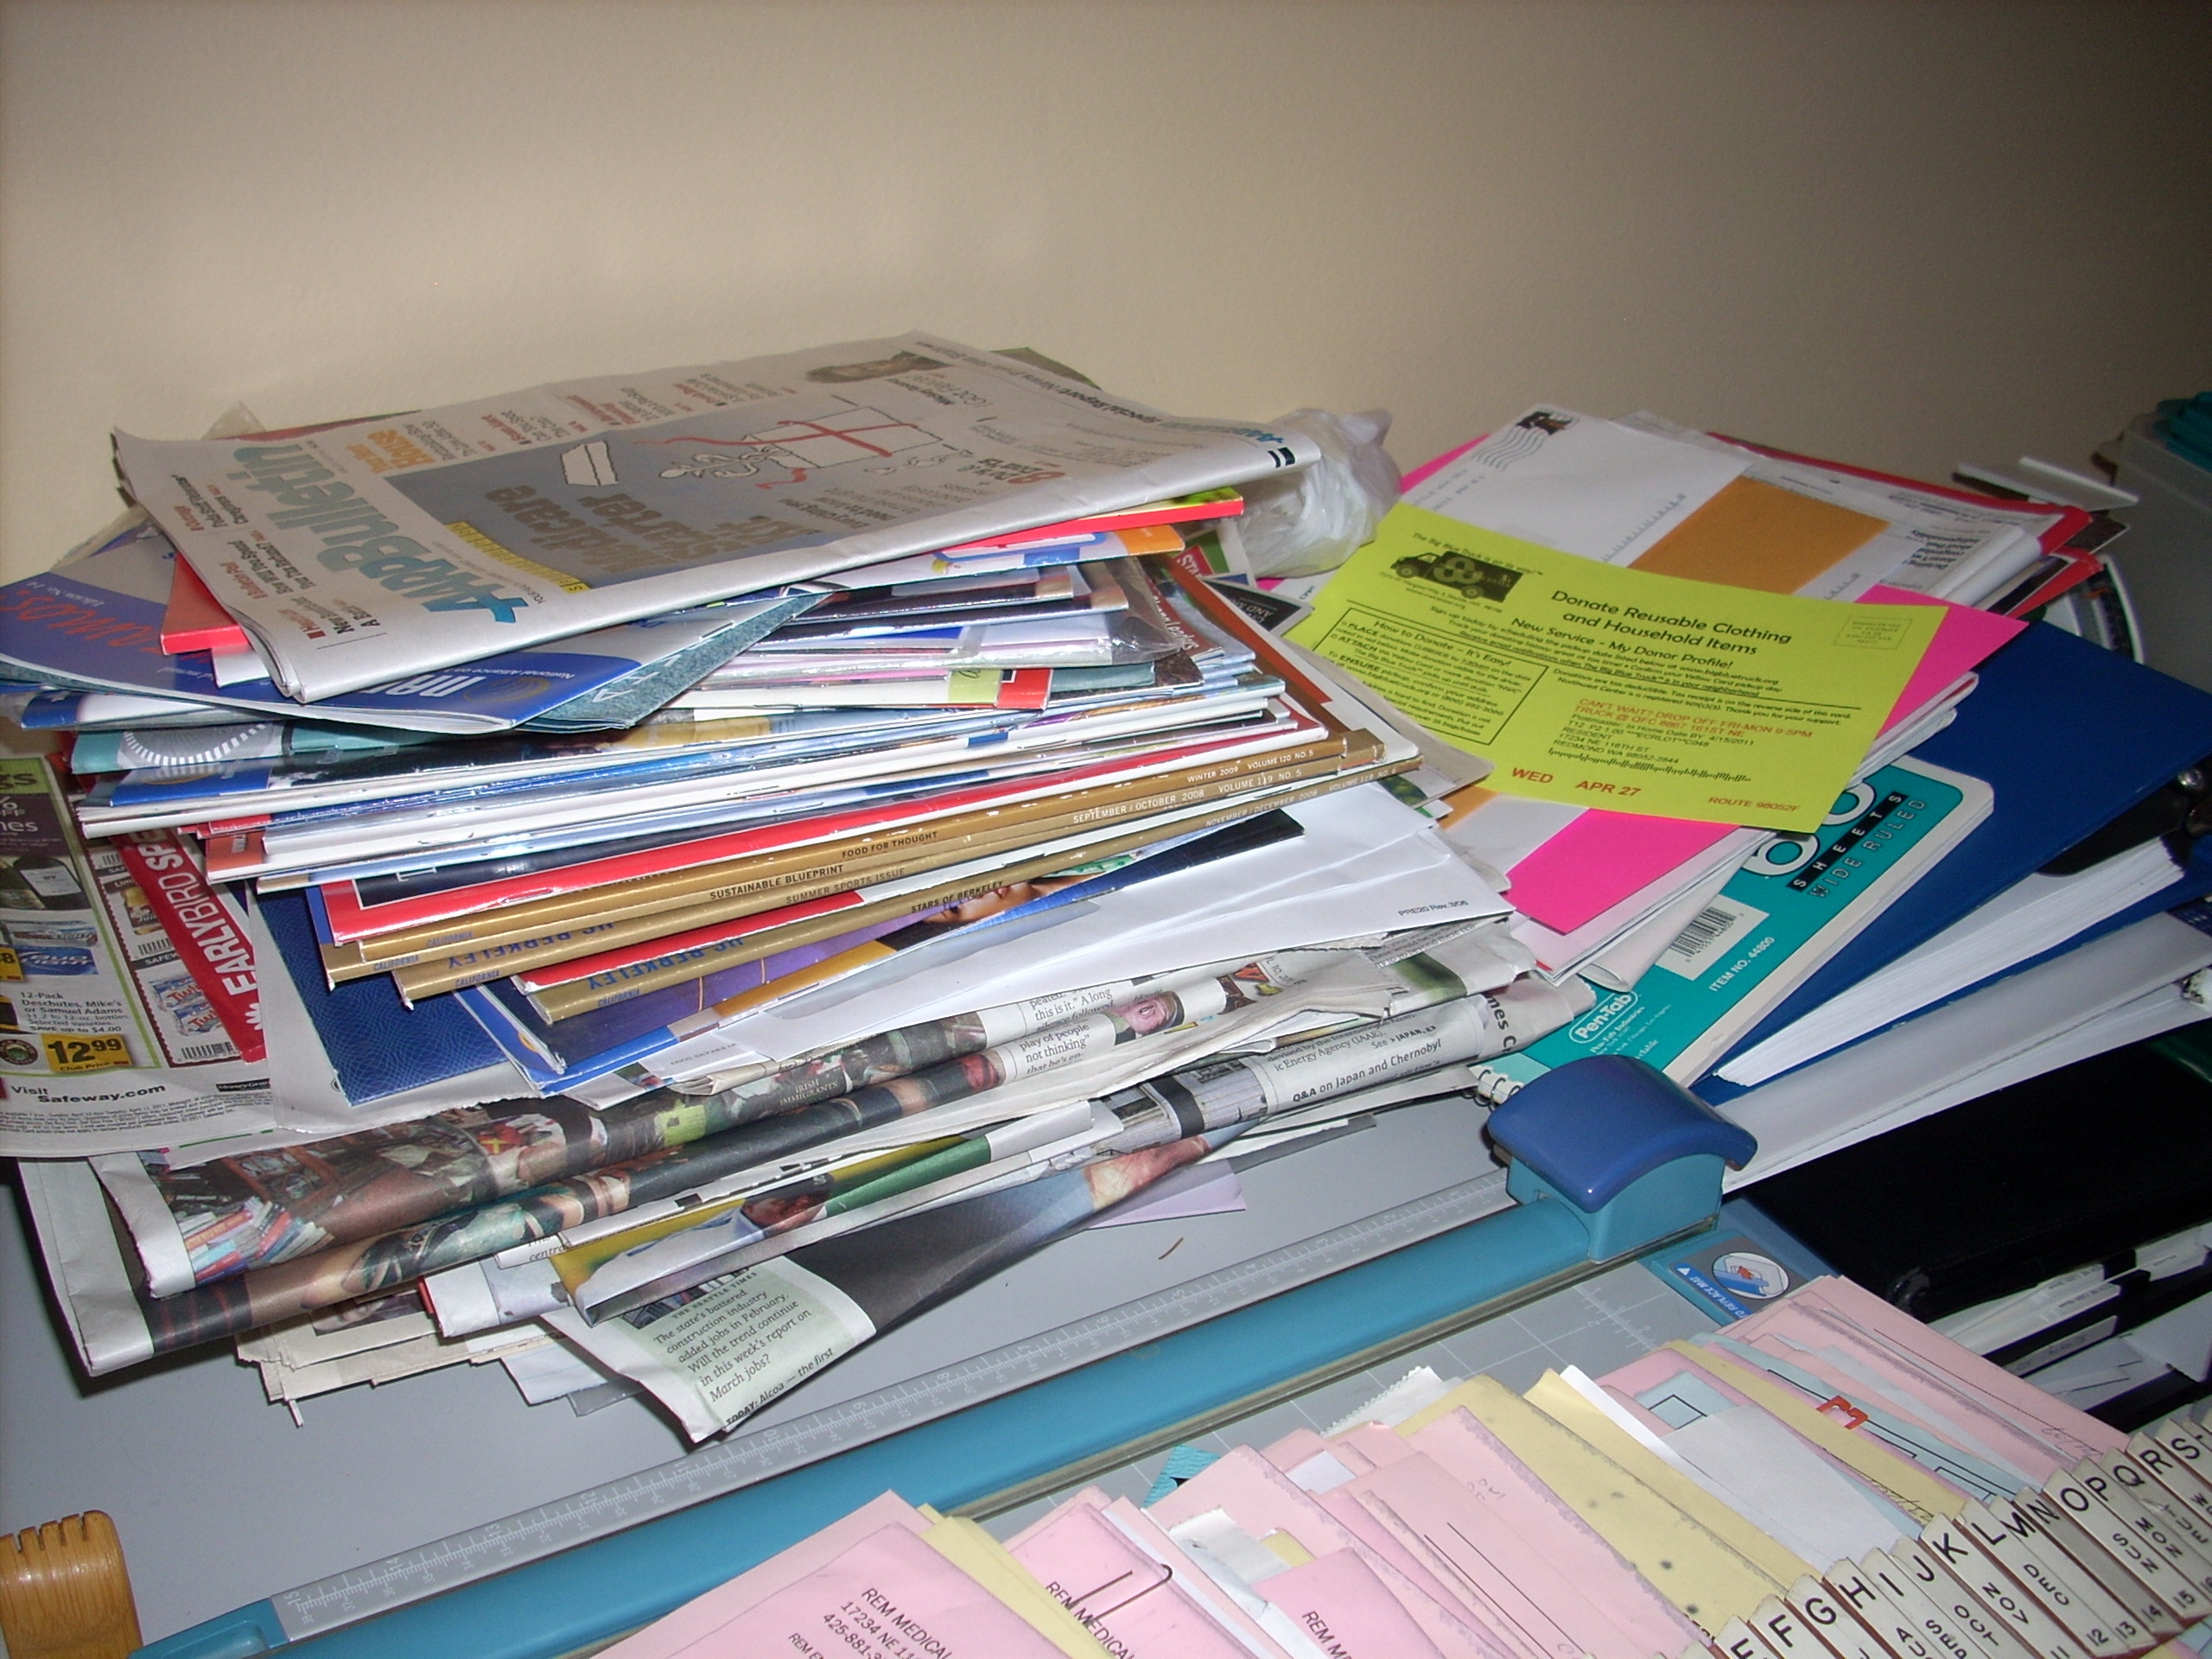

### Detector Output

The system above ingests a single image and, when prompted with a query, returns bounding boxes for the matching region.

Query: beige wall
[3,0,2209,582]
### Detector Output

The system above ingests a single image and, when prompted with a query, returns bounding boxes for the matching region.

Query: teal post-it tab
[1142,1443,1223,1507]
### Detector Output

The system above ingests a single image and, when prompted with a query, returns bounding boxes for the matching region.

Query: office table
[8,1090,1541,1648]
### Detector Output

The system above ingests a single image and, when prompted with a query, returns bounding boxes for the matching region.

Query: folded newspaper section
[546,971,1587,1440]
[546,1135,1230,1443]
[97,936,1370,1297]
[115,335,1319,700]
[0,515,816,735]
[556,944,1567,1324]
[54,915,1559,1375]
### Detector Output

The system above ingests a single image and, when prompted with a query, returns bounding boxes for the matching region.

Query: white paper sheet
[673,785,1510,1072]
[1666,1406,1912,1567]
[1720,911,2212,1185]
[1719,838,2189,1086]
[1084,1163,1246,1228]
[1408,406,1746,564]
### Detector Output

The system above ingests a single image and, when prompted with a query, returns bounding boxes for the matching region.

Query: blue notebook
[1696,620,2212,1101]
[258,888,510,1103]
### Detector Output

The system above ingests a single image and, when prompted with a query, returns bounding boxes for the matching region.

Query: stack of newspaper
[0,338,1607,1423]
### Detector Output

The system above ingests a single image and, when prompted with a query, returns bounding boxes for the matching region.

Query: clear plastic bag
[1236,408,1402,578]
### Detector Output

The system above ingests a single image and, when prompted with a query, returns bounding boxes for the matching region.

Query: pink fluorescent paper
[1504,817,1738,936]
[1262,1547,1451,1659]
[1007,1498,1254,1659]
[1866,585,2024,735]
[600,1492,929,1659]
[1400,439,1488,492]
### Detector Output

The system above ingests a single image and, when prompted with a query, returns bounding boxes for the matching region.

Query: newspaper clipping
[0,761,285,1153]
[116,335,1315,700]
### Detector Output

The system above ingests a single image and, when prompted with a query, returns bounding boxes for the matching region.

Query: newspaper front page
[0,759,519,1160]
[0,758,295,1153]
[116,336,1315,701]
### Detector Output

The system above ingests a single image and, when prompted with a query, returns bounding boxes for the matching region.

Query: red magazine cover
[157,558,251,656]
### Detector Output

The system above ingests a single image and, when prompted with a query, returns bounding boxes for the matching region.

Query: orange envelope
[1635,476,1889,594]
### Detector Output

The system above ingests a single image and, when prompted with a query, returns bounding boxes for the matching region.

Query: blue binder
[1697,620,2212,1103]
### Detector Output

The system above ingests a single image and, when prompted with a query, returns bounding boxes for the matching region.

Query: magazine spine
[329,737,1344,969]
[319,715,1313,938]
[390,750,1362,1002]
[518,760,1398,1020]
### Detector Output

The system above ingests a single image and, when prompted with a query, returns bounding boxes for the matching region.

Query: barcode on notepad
[1655,894,1767,980]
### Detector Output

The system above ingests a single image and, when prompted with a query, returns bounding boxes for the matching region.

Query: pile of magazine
[0,338,1592,1423]
[5,348,2207,1453]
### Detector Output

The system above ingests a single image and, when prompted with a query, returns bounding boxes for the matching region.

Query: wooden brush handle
[0,1511,143,1659]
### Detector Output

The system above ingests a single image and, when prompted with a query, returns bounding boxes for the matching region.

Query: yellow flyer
[1287,505,1941,831]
